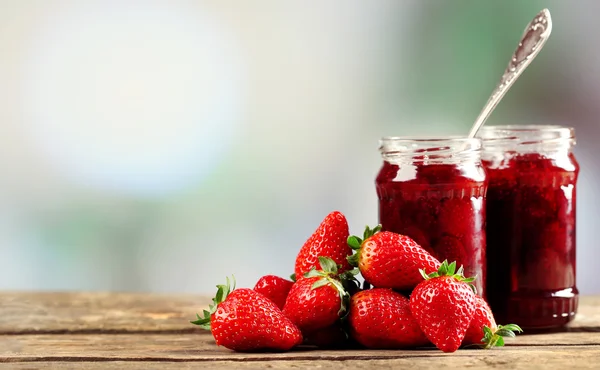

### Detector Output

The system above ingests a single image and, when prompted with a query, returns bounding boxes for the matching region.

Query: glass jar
[478,125,579,329]
[376,137,487,296]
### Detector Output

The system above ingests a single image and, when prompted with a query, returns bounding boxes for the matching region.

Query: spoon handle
[467,9,552,138]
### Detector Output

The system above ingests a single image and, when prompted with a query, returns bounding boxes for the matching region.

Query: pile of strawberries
[192,211,521,352]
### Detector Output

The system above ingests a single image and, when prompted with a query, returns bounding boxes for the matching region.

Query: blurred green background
[0,0,597,294]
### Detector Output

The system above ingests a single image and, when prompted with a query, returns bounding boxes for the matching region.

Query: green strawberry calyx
[190,276,236,330]
[419,259,478,294]
[304,256,357,315]
[480,323,523,348]
[346,224,382,267]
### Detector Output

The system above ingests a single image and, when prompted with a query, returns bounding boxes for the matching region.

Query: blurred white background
[0,0,599,294]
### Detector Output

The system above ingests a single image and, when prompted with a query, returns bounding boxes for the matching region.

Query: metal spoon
[467,9,553,139]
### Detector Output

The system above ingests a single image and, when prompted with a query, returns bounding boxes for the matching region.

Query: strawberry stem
[190,276,235,330]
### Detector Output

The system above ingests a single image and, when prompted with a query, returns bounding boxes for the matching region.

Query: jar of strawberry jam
[376,137,487,296]
[479,125,579,329]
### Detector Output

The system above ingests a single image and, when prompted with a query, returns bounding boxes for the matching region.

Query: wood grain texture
[0,292,210,333]
[2,292,600,368]
[2,355,600,370]
[569,296,600,329]
[1,333,600,361]
[1,292,598,333]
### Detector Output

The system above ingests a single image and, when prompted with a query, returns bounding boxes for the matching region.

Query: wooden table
[1,293,600,369]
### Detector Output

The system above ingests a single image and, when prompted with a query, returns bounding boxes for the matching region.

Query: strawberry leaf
[479,324,523,349]
[482,325,493,343]
[318,256,339,274]
[362,224,382,240]
[339,268,359,283]
[439,261,448,275]
[190,315,211,330]
[304,267,323,278]
[347,268,359,276]
[347,252,359,267]
[290,273,297,282]
[447,261,457,275]
[500,324,523,333]
[348,224,382,251]
[191,275,235,330]
[328,277,350,315]
[426,260,478,293]
[347,236,362,250]
[215,286,224,303]
[311,278,330,290]
[495,328,516,338]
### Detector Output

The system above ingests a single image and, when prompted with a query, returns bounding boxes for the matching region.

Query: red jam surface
[484,152,579,329]
[376,161,487,296]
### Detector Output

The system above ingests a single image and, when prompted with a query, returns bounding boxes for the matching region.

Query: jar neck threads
[379,137,482,165]
[478,125,575,154]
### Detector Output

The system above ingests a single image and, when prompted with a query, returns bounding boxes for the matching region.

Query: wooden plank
[2,355,600,370]
[2,344,600,369]
[1,292,599,333]
[0,292,211,333]
[2,332,600,361]
[569,296,600,329]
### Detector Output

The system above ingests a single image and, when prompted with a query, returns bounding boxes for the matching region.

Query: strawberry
[347,226,441,290]
[464,295,522,348]
[283,257,354,334]
[409,260,477,353]
[253,275,294,310]
[349,288,429,349]
[294,211,352,278]
[192,277,302,352]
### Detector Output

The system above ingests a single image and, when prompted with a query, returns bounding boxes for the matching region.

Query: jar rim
[379,136,481,164]
[477,125,575,151]
[477,125,575,139]
[380,136,481,146]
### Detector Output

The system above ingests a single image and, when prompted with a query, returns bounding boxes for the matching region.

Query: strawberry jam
[376,138,487,296]
[479,125,579,329]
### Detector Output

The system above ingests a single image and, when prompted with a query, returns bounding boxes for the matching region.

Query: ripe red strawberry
[192,277,302,351]
[294,211,352,278]
[349,288,429,349]
[253,275,294,310]
[284,257,353,334]
[464,296,522,348]
[410,260,477,353]
[347,226,441,290]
